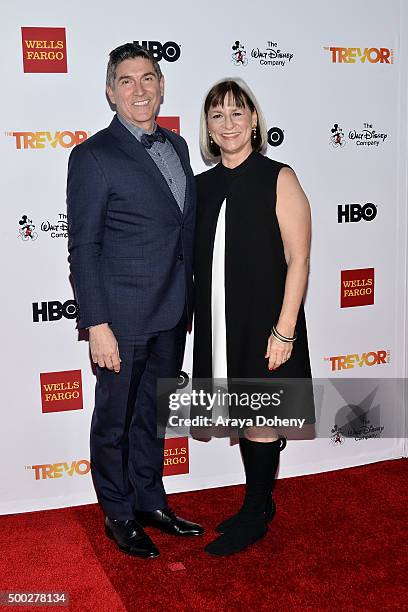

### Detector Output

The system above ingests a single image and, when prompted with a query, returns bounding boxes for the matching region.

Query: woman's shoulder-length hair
[199,77,268,161]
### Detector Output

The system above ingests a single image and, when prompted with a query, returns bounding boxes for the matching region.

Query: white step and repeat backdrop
[1,0,407,514]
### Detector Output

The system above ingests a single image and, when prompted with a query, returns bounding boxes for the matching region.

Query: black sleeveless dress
[193,151,315,426]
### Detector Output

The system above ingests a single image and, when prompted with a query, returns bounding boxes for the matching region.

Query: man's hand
[89,323,121,373]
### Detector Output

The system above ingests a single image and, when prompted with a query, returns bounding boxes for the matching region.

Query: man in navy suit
[67,43,202,558]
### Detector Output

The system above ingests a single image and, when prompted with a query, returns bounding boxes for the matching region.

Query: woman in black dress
[193,78,315,556]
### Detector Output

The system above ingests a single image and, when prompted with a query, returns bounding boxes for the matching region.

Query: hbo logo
[32,300,78,322]
[133,40,181,62]
[267,127,284,147]
[177,370,190,389]
[337,203,377,223]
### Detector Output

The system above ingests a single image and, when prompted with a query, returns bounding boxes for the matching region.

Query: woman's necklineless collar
[218,150,257,174]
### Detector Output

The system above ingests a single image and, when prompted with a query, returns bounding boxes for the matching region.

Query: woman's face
[207,94,257,159]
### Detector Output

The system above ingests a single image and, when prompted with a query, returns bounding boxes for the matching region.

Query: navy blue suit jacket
[67,115,196,336]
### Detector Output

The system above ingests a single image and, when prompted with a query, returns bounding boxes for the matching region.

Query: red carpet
[0,459,407,611]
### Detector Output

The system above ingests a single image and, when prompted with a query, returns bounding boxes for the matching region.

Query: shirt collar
[117,113,158,142]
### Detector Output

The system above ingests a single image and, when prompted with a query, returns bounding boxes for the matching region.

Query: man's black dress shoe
[135,507,204,536]
[105,517,160,558]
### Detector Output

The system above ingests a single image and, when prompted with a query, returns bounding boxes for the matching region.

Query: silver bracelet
[271,325,297,343]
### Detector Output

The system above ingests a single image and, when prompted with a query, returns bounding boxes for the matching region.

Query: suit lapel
[107,116,182,219]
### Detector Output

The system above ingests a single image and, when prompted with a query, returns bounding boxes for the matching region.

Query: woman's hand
[265,334,293,370]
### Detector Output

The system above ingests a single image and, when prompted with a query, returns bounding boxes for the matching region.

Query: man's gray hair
[106,42,162,88]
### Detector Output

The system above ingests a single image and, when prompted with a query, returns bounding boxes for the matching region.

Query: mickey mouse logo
[18,214,38,241]
[231,40,248,66]
[330,123,346,148]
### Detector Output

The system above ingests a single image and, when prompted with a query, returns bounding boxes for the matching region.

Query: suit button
[177,254,184,261]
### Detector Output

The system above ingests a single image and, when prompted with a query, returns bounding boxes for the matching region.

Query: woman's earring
[208,131,214,145]
[252,126,257,140]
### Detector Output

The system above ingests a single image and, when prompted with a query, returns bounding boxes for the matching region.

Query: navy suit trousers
[90,312,187,519]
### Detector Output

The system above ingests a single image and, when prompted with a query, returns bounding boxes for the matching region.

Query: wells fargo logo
[324,46,394,64]
[325,350,390,371]
[40,370,83,413]
[27,460,90,480]
[163,437,189,476]
[156,116,180,134]
[6,130,89,149]
[21,27,68,73]
[341,268,374,308]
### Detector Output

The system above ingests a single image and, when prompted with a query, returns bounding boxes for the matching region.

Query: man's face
[107,57,164,131]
